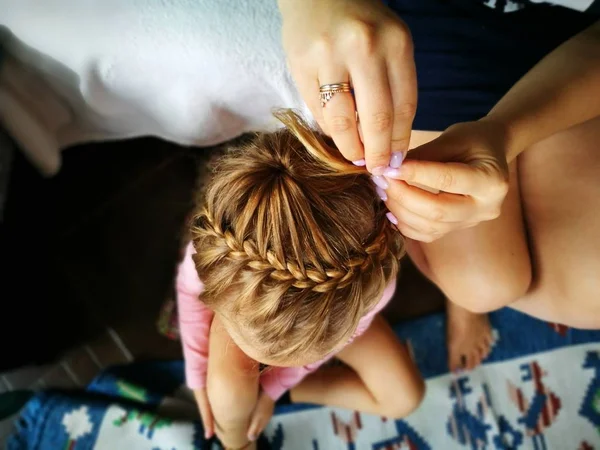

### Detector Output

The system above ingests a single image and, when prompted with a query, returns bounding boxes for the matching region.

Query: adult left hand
[381,119,511,242]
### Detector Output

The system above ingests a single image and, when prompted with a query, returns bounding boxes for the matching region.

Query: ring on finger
[319,82,353,107]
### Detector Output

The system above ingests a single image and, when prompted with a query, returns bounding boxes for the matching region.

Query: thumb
[395,160,484,195]
[194,389,215,439]
[247,412,263,442]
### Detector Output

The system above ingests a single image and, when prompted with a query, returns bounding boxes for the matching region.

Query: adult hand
[381,119,511,242]
[194,388,215,439]
[246,391,275,442]
[279,0,416,172]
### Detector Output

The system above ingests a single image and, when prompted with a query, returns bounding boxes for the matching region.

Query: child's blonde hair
[190,110,404,363]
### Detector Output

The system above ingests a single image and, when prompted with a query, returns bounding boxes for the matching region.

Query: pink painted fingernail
[386,212,398,225]
[205,431,211,439]
[371,175,389,190]
[390,151,404,169]
[248,434,257,441]
[383,167,402,179]
[376,186,387,202]
[371,166,387,176]
[352,159,366,167]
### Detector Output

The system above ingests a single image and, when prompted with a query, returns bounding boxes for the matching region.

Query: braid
[193,208,394,294]
[189,109,405,363]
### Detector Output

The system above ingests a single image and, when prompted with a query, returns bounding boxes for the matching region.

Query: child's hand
[193,388,215,439]
[247,391,275,442]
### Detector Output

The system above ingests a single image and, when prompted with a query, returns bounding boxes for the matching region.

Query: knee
[377,379,426,419]
[207,374,258,421]
[447,265,532,314]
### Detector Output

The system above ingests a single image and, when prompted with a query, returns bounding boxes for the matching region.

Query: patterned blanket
[7,309,600,449]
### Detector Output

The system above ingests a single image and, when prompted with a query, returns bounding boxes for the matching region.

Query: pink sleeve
[176,243,214,390]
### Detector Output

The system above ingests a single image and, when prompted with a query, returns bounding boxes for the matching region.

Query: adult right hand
[383,119,510,242]
[279,0,417,173]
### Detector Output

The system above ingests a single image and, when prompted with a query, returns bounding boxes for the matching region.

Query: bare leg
[513,116,600,328]
[406,131,531,371]
[290,315,424,418]
[445,300,494,371]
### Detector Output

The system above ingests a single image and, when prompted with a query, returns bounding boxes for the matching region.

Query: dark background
[0,136,444,371]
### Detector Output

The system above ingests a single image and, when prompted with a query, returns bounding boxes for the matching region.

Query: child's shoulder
[176,242,204,296]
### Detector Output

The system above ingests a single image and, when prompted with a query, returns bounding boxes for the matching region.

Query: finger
[393,160,491,196]
[349,56,394,173]
[394,220,439,243]
[386,29,417,154]
[198,404,214,438]
[388,203,453,238]
[386,179,476,223]
[247,416,265,442]
[196,393,214,438]
[291,66,326,132]
[318,71,363,163]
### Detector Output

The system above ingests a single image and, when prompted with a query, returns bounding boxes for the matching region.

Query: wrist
[479,114,526,163]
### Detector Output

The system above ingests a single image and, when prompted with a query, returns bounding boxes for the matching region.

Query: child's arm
[177,243,213,388]
[207,315,260,449]
[290,314,424,418]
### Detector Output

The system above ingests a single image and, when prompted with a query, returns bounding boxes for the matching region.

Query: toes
[448,349,464,373]
[468,351,482,370]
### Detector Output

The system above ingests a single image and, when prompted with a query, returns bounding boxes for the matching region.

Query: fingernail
[390,151,404,169]
[383,167,402,179]
[248,434,257,441]
[386,212,398,225]
[352,159,366,167]
[371,175,389,190]
[371,166,387,176]
[205,431,211,439]
[376,186,387,202]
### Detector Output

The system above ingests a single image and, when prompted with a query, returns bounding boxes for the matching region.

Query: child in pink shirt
[177,110,424,450]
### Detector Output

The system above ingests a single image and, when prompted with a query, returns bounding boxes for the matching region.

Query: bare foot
[446,299,494,373]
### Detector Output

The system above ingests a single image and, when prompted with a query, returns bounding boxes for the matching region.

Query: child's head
[190,110,404,366]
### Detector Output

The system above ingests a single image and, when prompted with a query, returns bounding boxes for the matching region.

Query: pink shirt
[177,243,396,400]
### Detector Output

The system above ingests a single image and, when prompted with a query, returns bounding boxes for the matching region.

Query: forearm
[207,370,258,448]
[487,21,600,161]
[207,316,259,448]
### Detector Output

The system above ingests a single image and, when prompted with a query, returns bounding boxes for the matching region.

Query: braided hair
[190,110,404,363]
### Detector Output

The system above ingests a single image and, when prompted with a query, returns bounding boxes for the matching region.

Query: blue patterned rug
[7,308,600,449]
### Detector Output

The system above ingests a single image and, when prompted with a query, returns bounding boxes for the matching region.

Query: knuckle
[429,207,446,222]
[312,34,335,58]
[424,225,439,237]
[391,137,410,150]
[486,206,502,220]
[329,115,354,133]
[386,23,414,55]
[367,111,393,132]
[496,178,510,196]
[344,21,378,54]
[436,170,455,191]
[394,103,417,122]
